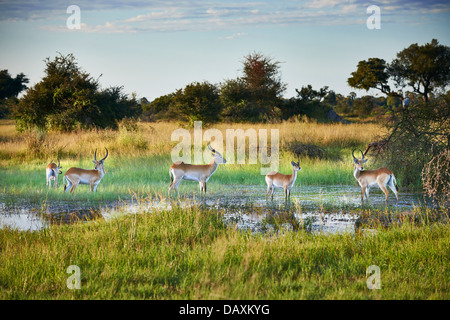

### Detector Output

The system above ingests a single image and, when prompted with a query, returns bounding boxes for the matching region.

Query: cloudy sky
[0,0,449,100]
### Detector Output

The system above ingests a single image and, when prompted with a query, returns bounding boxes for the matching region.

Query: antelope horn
[352,149,357,160]
[359,149,365,160]
[101,147,109,161]
[57,159,60,167]
[94,149,97,161]
[208,144,215,153]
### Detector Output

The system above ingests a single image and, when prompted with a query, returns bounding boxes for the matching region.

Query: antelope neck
[290,168,298,183]
[208,159,219,175]
[353,167,362,179]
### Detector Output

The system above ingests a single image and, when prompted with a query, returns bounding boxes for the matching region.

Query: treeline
[1,39,449,135]
[1,51,391,132]
[141,52,347,124]
[0,53,141,132]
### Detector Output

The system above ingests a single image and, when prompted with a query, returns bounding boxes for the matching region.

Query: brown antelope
[352,149,399,204]
[63,148,109,194]
[265,161,301,201]
[46,160,62,188]
[168,144,226,194]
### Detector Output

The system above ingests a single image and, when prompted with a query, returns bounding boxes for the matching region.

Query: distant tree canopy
[15,53,141,132]
[0,70,28,100]
[0,70,29,118]
[348,39,450,102]
[143,52,343,124]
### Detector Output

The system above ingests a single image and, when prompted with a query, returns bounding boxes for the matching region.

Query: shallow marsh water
[0,184,427,234]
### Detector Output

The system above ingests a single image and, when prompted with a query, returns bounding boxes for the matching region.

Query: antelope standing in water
[352,149,399,204]
[46,160,62,188]
[63,148,108,194]
[168,144,226,194]
[265,161,301,200]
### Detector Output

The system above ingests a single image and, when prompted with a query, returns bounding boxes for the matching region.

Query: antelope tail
[390,175,399,192]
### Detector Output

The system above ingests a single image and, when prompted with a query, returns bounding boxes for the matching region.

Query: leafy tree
[389,39,450,102]
[142,93,176,121]
[0,70,29,118]
[0,70,29,100]
[323,90,337,105]
[240,52,286,119]
[220,78,260,122]
[281,85,337,121]
[296,85,329,103]
[353,96,375,118]
[172,81,222,125]
[348,39,450,102]
[15,53,140,131]
[347,58,394,97]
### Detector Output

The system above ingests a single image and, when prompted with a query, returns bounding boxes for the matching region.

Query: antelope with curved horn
[168,144,226,194]
[265,161,301,201]
[46,160,62,188]
[352,149,399,204]
[63,148,109,194]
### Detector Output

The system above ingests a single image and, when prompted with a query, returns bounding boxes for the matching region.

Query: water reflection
[0,185,428,234]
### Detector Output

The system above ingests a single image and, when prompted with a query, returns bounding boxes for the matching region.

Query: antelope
[352,149,399,204]
[168,144,226,194]
[63,148,109,194]
[265,161,301,201]
[46,160,62,188]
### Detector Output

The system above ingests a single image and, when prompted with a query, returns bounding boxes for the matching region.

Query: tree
[220,78,260,122]
[15,53,140,131]
[142,93,176,121]
[240,52,286,119]
[353,96,375,118]
[0,70,29,119]
[172,81,222,125]
[347,58,395,97]
[389,39,450,103]
[348,39,450,102]
[296,85,328,103]
[0,70,29,100]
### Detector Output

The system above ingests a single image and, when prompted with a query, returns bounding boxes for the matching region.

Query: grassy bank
[0,204,448,299]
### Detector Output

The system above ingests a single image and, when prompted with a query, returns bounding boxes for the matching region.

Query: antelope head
[352,149,367,171]
[290,161,301,172]
[208,144,226,164]
[93,147,109,171]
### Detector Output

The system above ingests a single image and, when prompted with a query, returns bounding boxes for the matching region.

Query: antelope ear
[363,159,368,163]
[353,158,359,164]
[291,161,295,166]
[92,160,96,164]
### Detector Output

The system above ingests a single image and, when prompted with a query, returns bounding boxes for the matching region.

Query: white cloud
[225,32,248,39]
[23,0,450,34]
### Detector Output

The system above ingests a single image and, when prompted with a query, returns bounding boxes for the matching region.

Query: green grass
[0,152,358,202]
[0,204,448,299]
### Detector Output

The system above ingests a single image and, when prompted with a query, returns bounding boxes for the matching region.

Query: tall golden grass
[0,119,383,164]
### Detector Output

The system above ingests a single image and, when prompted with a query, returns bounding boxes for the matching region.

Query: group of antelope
[46,144,399,205]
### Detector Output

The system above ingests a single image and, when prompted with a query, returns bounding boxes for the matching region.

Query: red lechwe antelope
[265,161,301,200]
[46,160,62,188]
[168,144,226,194]
[352,149,399,204]
[63,148,109,194]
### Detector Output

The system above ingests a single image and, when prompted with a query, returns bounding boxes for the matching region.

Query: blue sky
[0,0,449,101]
